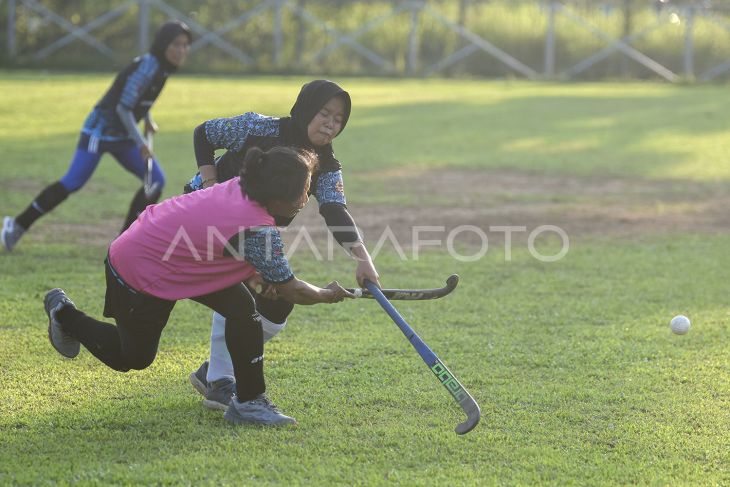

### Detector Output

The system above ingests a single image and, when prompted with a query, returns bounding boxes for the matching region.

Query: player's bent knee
[59,179,84,194]
[154,174,166,189]
[124,354,156,371]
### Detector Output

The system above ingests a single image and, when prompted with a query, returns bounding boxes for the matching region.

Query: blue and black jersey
[82,53,170,141]
[187,80,361,247]
[188,112,345,204]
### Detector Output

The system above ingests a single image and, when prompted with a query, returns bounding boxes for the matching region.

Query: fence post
[683,6,695,79]
[138,0,149,53]
[274,0,284,68]
[295,0,306,66]
[544,0,556,78]
[407,1,423,76]
[7,0,16,59]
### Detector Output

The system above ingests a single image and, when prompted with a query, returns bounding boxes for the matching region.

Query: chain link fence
[3,0,730,80]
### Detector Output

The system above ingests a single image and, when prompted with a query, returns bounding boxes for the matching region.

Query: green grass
[1,73,729,485]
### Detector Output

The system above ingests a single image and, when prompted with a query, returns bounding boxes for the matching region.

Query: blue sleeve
[314,170,347,206]
[204,112,280,153]
[244,227,294,284]
[119,54,159,110]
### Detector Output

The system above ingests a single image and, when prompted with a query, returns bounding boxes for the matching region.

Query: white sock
[205,312,288,383]
[207,312,234,383]
[261,315,287,342]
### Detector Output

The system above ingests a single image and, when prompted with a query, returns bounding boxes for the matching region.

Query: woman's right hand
[322,280,355,303]
[140,144,154,160]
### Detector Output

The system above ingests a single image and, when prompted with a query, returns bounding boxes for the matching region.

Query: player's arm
[243,227,354,305]
[192,112,278,189]
[144,112,158,135]
[116,55,159,157]
[315,170,381,287]
[275,278,352,305]
[193,122,218,188]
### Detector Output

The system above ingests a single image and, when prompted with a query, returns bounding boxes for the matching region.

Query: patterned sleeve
[204,112,280,152]
[119,54,159,109]
[314,170,347,206]
[244,227,294,284]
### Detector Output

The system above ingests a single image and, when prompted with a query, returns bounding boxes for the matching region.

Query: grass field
[1,72,729,485]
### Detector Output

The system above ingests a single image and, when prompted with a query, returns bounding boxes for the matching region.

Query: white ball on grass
[670,315,691,335]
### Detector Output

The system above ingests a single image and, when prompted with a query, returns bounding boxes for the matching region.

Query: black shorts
[103,257,175,327]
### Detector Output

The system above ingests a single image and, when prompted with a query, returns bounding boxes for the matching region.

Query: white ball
[670,315,691,335]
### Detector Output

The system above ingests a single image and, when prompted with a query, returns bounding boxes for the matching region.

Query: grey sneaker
[203,378,237,411]
[1,216,25,252]
[224,394,297,426]
[188,359,209,396]
[44,288,80,359]
[188,359,236,410]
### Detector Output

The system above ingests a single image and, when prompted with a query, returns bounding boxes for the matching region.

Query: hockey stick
[348,274,459,300]
[143,130,159,198]
[364,279,481,435]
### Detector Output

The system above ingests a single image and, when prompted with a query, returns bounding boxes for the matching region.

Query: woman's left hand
[355,259,380,288]
[144,119,159,136]
[246,273,277,299]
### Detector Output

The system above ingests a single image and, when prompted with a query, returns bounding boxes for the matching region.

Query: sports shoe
[224,393,297,426]
[1,216,25,252]
[188,359,209,396]
[44,288,80,359]
[203,378,237,411]
[188,359,236,410]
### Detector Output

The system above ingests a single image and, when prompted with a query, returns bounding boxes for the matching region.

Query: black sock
[121,187,161,233]
[57,306,131,372]
[225,314,265,402]
[16,182,69,230]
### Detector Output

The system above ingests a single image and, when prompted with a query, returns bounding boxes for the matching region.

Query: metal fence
[4,0,730,81]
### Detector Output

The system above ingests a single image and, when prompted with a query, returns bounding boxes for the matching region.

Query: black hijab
[281,80,351,171]
[149,20,192,72]
[214,80,352,182]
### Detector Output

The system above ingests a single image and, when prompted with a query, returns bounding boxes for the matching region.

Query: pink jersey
[109,178,274,300]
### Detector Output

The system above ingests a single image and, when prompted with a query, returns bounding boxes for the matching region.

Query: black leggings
[60,261,265,402]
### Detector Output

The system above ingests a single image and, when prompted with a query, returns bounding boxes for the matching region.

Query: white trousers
[206,311,286,382]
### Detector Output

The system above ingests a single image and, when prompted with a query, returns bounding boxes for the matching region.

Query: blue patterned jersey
[82,54,170,141]
[241,227,294,284]
[187,112,348,207]
[204,112,280,153]
[314,170,347,206]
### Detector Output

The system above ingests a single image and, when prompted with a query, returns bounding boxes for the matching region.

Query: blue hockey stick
[365,280,481,435]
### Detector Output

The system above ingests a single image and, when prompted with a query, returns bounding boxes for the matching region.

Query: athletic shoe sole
[203,399,229,411]
[44,290,79,359]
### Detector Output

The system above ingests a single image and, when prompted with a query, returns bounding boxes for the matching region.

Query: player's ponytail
[241,146,266,181]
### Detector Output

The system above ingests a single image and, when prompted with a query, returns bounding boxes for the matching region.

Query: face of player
[307,95,346,147]
[165,34,190,67]
[267,180,311,218]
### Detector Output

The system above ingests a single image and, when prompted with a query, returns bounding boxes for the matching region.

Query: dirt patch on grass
[27,169,730,250]
[291,169,730,246]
